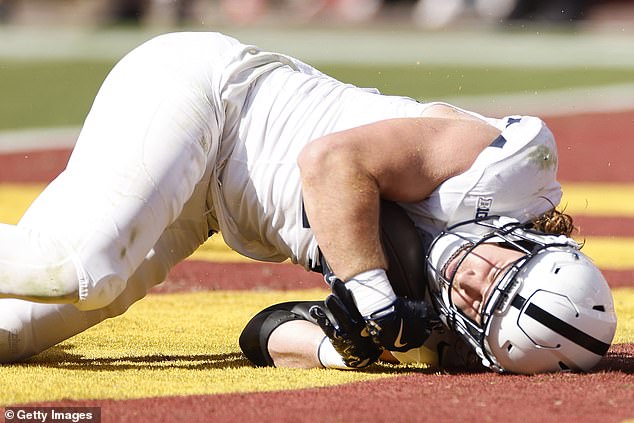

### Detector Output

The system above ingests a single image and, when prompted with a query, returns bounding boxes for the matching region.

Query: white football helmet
[426,216,617,374]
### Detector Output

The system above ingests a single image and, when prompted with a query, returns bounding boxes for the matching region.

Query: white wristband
[345,268,396,317]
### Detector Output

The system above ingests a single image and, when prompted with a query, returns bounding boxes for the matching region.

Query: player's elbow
[298,136,356,186]
[298,138,329,183]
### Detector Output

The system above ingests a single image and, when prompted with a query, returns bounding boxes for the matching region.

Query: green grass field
[1,59,633,130]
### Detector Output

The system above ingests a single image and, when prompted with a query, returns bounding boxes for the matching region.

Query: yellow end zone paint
[0,288,631,406]
[0,289,413,406]
[561,183,634,217]
[580,237,634,270]
[613,287,634,344]
[2,183,634,268]
[0,183,46,224]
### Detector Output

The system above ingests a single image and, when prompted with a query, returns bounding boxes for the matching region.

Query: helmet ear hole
[559,362,570,371]
[507,343,514,352]
[593,305,606,312]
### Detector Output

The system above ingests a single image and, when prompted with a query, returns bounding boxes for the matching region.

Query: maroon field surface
[21,343,634,423]
[1,110,633,422]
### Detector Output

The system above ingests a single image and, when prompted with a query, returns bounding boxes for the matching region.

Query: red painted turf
[0,149,71,183]
[574,215,634,237]
[161,260,634,290]
[17,344,634,423]
[546,111,634,183]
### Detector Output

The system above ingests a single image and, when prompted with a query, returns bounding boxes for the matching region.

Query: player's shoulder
[477,115,552,160]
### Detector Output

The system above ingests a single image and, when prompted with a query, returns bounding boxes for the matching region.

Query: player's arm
[298,116,498,279]
[298,115,500,351]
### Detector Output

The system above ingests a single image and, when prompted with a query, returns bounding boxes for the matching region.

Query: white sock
[317,337,352,370]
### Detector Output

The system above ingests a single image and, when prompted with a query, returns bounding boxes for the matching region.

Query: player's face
[444,243,524,323]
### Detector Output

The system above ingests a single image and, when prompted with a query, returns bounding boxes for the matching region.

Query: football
[379,200,429,300]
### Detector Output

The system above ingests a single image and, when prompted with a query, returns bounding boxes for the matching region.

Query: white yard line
[0,126,79,153]
[240,28,634,69]
[0,26,633,68]
[441,82,634,117]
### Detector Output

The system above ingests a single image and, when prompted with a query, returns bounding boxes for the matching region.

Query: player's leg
[239,301,324,367]
[266,320,326,368]
[0,254,167,363]
[0,252,161,363]
[0,33,224,310]
[0,179,213,364]
[241,300,391,369]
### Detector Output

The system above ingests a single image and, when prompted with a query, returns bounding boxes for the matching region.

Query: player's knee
[0,313,29,363]
[0,231,83,304]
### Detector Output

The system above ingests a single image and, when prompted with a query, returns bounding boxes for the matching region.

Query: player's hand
[364,296,439,352]
[309,280,382,369]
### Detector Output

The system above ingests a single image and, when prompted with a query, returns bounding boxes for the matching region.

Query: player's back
[216,62,429,267]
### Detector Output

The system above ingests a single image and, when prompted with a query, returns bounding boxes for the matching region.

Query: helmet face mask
[426,216,617,374]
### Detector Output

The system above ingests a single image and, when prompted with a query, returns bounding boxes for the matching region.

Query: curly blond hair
[530,208,576,238]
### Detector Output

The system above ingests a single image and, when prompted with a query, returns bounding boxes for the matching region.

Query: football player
[0,32,615,365]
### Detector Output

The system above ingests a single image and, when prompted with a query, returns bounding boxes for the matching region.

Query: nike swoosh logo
[394,319,407,348]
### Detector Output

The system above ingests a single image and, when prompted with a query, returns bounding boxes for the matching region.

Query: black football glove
[309,279,382,369]
[364,296,439,353]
